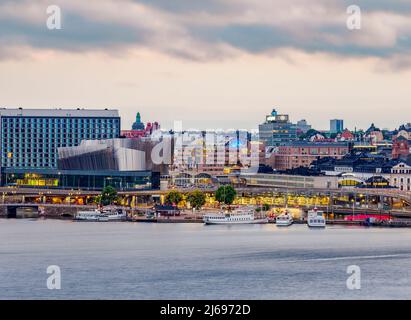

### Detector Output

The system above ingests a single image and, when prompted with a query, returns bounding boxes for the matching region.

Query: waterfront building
[0,168,159,190]
[311,152,390,177]
[1,136,166,190]
[259,109,297,147]
[266,141,350,170]
[389,161,411,191]
[58,137,169,173]
[0,108,120,169]
[311,152,411,190]
[330,119,344,134]
[236,172,339,189]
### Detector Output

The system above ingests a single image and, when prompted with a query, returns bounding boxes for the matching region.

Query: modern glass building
[258,109,298,147]
[1,168,159,191]
[0,108,120,169]
[330,119,344,134]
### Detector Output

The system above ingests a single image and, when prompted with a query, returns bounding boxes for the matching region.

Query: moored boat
[203,208,268,225]
[307,207,326,228]
[74,207,127,222]
[74,210,109,222]
[100,207,127,221]
[275,210,293,226]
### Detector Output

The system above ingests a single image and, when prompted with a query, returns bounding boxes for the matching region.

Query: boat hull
[74,217,108,222]
[276,220,293,226]
[204,219,268,225]
[307,222,326,228]
[104,215,127,221]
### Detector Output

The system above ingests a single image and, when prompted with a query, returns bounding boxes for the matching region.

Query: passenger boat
[75,207,127,222]
[74,210,109,222]
[275,210,293,226]
[203,208,268,225]
[100,207,127,221]
[307,207,326,228]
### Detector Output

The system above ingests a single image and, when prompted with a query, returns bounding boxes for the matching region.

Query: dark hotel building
[0,108,120,169]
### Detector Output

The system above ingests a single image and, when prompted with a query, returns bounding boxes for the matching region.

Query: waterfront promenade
[0,186,410,220]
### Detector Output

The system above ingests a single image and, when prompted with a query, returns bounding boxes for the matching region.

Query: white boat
[203,208,268,225]
[307,208,326,228]
[275,211,293,226]
[100,207,127,221]
[75,210,109,222]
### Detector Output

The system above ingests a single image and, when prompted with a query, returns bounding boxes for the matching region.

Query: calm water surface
[1,219,411,299]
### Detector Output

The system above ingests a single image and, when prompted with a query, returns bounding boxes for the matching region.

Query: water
[1,219,411,299]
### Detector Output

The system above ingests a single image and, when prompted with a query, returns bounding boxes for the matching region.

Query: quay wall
[42,206,80,218]
[0,205,93,218]
[0,206,6,217]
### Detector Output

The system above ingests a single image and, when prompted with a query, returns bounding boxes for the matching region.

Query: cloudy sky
[1,0,411,131]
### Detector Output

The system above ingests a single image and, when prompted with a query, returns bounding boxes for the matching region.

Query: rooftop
[0,108,119,118]
[281,141,349,147]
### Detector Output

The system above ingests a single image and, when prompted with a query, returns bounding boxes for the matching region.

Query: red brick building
[392,136,410,160]
[267,141,350,170]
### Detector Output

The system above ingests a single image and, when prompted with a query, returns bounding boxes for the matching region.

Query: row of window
[2,118,119,124]
[393,178,411,184]
[3,128,118,133]
[2,129,117,135]
[2,135,116,145]
[392,169,411,174]
[3,163,55,167]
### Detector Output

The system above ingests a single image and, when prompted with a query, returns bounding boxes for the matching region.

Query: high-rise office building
[259,109,297,147]
[330,119,344,134]
[0,108,120,169]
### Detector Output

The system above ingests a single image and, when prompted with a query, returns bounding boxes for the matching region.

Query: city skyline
[0,106,408,133]
[1,0,411,131]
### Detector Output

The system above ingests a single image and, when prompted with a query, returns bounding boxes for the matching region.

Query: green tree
[100,186,118,206]
[165,190,183,206]
[187,190,206,210]
[262,203,270,211]
[215,185,237,205]
[94,195,102,205]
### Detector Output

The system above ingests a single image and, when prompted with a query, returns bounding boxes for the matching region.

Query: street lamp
[351,197,355,220]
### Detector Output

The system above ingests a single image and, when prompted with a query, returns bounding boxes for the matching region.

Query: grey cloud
[133,0,233,14]
[1,0,411,65]
[0,12,145,53]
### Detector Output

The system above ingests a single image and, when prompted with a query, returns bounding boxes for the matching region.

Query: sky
[1,0,411,131]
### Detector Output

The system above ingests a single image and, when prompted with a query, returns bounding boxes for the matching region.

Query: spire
[132,112,145,130]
